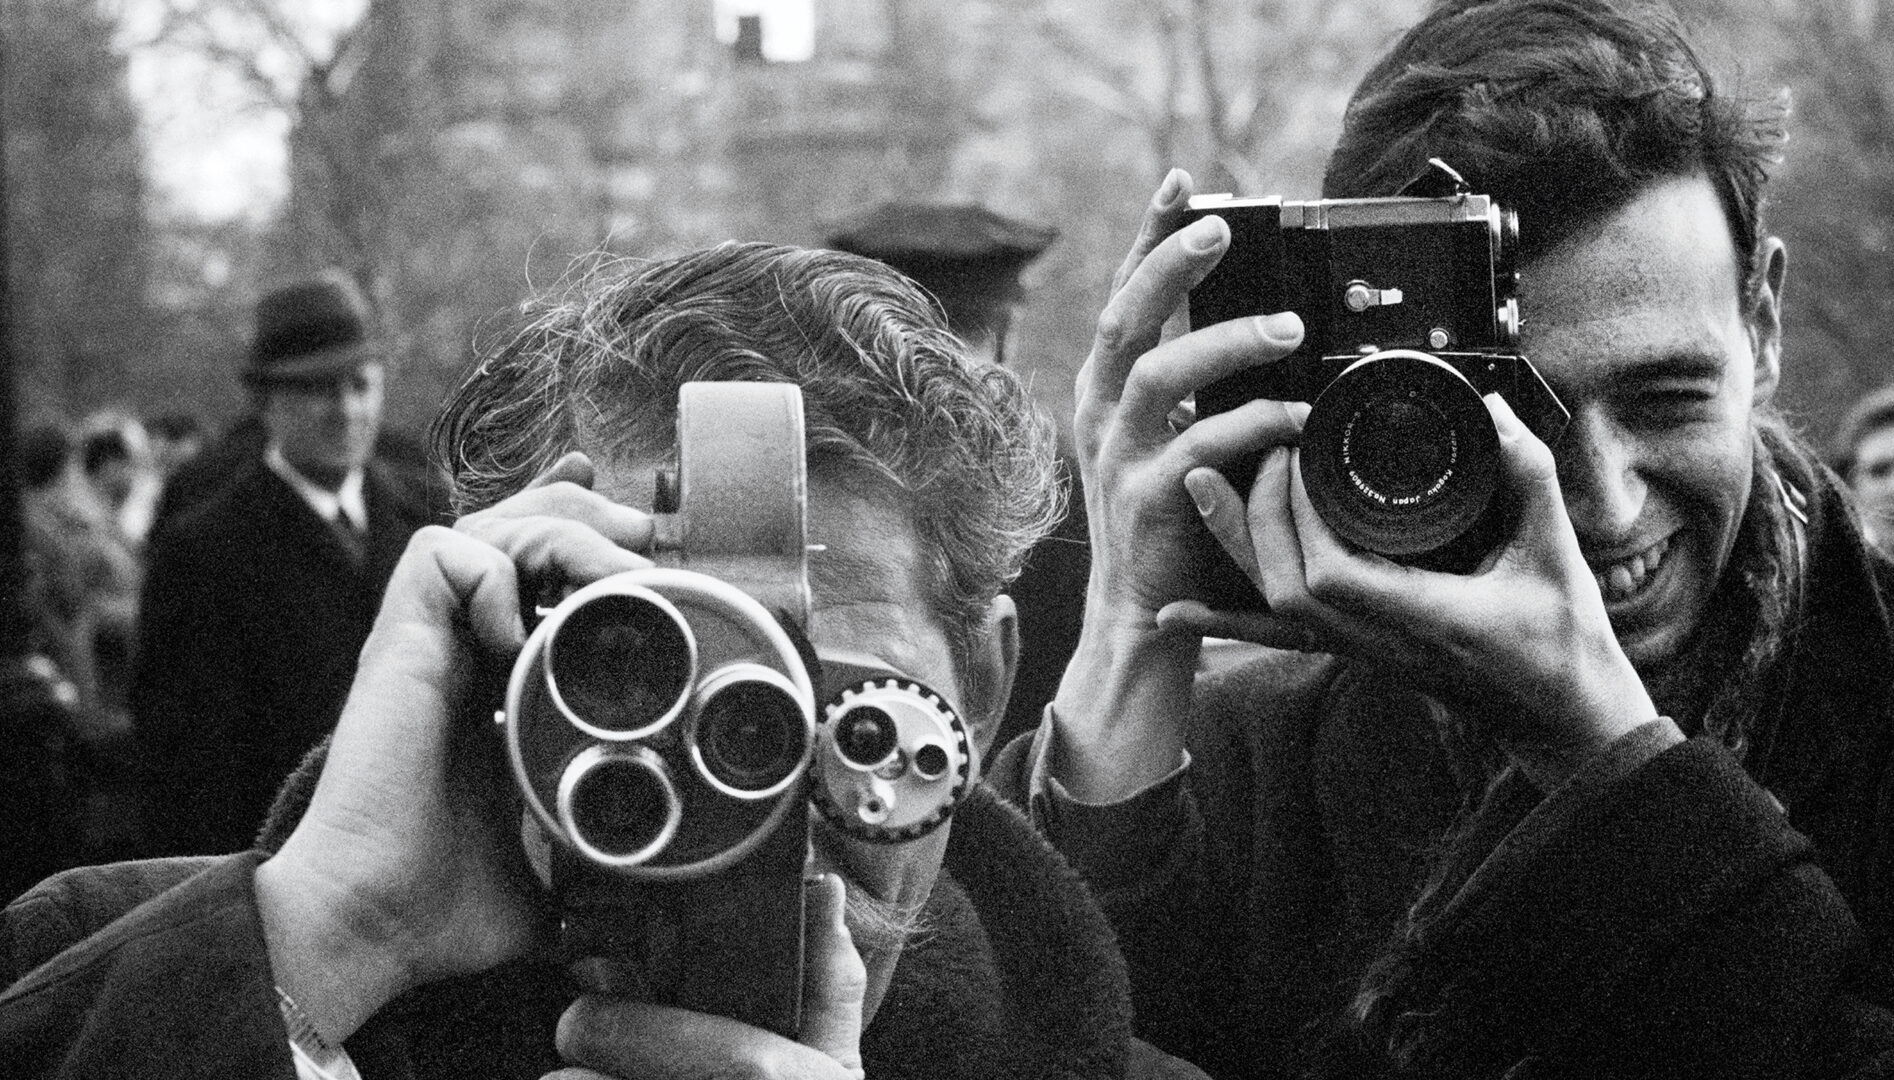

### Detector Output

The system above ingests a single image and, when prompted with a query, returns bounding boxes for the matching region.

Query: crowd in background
[15,409,205,867]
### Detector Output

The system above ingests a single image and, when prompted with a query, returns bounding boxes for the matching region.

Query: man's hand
[255,453,657,1048]
[1052,169,1308,800]
[1165,395,1656,787]
[541,874,868,1080]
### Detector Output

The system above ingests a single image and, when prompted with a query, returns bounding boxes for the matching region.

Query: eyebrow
[1616,351,1727,382]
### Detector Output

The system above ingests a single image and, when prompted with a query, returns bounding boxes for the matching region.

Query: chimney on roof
[734,14,765,63]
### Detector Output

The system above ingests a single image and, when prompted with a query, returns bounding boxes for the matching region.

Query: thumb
[800,874,867,1077]
[1486,392,1566,542]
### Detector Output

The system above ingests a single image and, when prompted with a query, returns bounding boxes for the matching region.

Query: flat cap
[826,202,1058,334]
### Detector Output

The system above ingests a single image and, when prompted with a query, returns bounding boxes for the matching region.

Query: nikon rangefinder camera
[497,383,973,1037]
[1185,159,1569,596]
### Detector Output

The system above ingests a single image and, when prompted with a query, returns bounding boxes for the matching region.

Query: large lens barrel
[543,588,696,740]
[557,745,683,867]
[1300,350,1502,567]
[688,664,815,799]
[504,567,819,883]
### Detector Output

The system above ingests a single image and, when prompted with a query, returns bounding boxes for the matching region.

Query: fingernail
[1184,216,1225,252]
[1285,401,1312,425]
[1257,311,1302,344]
[1183,471,1217,516]
[1155,168,1186,208]
[826,874,850,932]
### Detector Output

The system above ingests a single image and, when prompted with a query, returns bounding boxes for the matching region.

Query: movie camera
[497,382,974,1036]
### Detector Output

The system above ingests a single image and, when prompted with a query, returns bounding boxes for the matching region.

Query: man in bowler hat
[132,271,434,855]
[828,202,1081,748]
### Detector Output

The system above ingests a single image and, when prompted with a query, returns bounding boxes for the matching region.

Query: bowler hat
[826,203,1058,336]
[243,272,377,386]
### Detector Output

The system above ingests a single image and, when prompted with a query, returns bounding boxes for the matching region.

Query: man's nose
[1554,410,1645,541]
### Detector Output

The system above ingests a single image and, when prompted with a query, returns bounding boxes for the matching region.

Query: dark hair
[148,412,204,441]
[1834,383,1894,482]
[434,242,1064,669]
[21,424,73,489]
[80,428,131,476]
[1323,0,1785,299]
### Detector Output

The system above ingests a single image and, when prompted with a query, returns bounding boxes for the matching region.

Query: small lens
[548,593,692,733]
[834,706,899,768]
[568,756,674,858]
[1345,395,1457,502]
[695,681,808,793]
[911,742,950,781]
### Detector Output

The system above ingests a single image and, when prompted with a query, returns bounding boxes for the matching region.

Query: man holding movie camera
[0,243,1204,1079]
[992,0,1894,1076]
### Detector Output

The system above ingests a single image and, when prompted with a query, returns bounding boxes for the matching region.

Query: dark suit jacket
[131,456,433,855]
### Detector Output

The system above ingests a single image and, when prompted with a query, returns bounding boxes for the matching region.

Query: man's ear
[1749,237,1787,406]
[962,594,1020,764]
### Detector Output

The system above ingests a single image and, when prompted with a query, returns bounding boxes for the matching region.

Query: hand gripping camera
[1185,160,1569,599]
[498,383,975,1037]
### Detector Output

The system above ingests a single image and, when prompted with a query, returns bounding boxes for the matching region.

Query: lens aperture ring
[814,677,971,843]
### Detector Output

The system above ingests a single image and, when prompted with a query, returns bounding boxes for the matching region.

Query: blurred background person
[19,422,141,736]
[77,410,162,549]
[17,420,145,865]
[827,202,1083,749]
[145,410,206,484]
[1835,382,1894,557]
[131,270,433,856]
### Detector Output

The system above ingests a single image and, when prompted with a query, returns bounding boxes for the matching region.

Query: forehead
[1518,176,1747,391]
[596,461,955,689]
[265,362,384,397]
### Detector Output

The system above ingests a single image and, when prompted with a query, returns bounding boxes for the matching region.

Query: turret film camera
[498,383,975,1036]
[1185,160,1569,599]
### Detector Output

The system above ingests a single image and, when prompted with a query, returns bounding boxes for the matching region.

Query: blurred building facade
[277,0,1022,437]
[14,0,1888,453]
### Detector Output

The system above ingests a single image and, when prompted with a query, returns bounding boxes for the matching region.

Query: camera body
[499,383,974,1036]
[1185,161,1568,596]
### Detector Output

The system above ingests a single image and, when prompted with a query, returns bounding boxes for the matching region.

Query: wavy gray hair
[433,241,1065,668]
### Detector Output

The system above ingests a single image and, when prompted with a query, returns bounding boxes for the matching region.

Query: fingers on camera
[1110,167,1194,295]
[525,451,596,489]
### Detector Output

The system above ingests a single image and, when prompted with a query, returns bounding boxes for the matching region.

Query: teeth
[1594,537,1669,602]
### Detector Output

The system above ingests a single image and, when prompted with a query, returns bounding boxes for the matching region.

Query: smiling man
[1,244,1206,1079]
[992,1,1894,1077]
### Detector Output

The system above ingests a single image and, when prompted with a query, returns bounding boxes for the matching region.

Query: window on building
[713,0,815,63]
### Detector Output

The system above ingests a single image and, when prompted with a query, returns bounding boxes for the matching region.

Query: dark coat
[0,786,1205,1080]
[131,456,433,855]
[994,460,1894,1079]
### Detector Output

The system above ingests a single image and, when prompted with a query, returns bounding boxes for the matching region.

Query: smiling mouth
[1592,536,1671,604]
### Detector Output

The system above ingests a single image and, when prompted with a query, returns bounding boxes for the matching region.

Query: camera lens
[560,747,680,864]
[1346,396,1458,500]
[546,591,694,737]
[692,675,811,796]
[911,741,950,781]
[1301,350,1500,565]
[833,706,900,769]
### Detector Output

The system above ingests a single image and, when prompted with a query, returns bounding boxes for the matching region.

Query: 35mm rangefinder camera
[497,383,974,1037]
[1185,160,1569,596]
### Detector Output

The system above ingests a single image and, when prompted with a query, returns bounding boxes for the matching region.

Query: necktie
[328,509,367,569]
